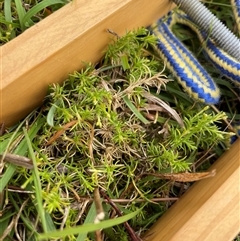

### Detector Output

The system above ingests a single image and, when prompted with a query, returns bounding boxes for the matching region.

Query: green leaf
[23,127,48,233]
[38,209,140,239]
[0,210,16,237]
[47,104,57,126]
[123,96,149,124]
[76,202,97,241]
[4,0,13,22]
[14,0,27,30]
[120,54,130,71]
[0,117,44,192]
[0,164,17,193]
[22,0,64,28]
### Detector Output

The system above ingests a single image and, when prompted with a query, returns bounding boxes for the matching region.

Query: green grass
[0,0,68,44]
[0,0,239,240]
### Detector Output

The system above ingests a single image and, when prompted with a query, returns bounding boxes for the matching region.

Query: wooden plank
[143,138,240,241]
[0,0,173,127]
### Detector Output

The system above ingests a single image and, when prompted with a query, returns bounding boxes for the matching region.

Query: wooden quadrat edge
[1,0,173,126]
[144,138,240,241]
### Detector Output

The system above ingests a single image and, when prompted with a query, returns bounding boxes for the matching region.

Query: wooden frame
[1,0,239,240]
[1,0,172,127]
[144,138,240,241]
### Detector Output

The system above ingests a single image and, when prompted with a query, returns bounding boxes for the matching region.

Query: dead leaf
[46,120,78,146]
[0,153,33,169]
[144,170,216,182]
[142,92,184,127]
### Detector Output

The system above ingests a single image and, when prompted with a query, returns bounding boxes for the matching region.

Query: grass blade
[76,202,97,241]
[22,0,64,28]
[14,0,27,30]
[0,117,45,192]
[47,104,57,126]
[4,0,13,22]
[0,164,17,192]
[38,209,140,239]
[123,96,149,124]
[23,127,48,233]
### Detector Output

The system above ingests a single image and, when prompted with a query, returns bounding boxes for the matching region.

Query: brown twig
[94,187,105,241]
[76,196,178,204]
[0,216,16,241]
[46,120,78,145]
[94,188,105,223]
[15,198,29,241]
[100,190,142,241]
[104,197,178,203]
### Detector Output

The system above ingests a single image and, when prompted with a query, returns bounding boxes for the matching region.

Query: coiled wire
[172,12,240,86]
[150,0,240,104]
[171,0,240,61]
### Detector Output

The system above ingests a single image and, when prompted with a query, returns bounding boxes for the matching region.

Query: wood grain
[143,138,240,241]
[0,0,173,126]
